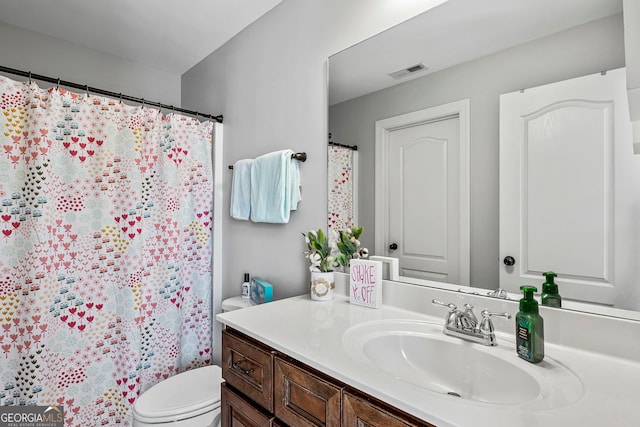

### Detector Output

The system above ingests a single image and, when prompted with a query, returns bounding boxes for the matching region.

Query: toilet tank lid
[222,296,255,311]
[133,365,223,422]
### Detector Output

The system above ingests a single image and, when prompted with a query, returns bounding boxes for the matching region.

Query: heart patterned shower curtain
[0,75,214,426]
[327,145,355,244]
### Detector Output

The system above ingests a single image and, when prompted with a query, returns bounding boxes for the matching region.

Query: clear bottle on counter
[242,273,251,299]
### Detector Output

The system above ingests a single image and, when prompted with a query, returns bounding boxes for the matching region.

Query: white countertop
[216,293,640,427]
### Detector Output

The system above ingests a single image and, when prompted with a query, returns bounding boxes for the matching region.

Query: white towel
[250,149,301,223]
[230,159,253,220]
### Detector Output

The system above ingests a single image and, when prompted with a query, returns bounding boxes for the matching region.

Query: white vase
[310,271,335,301]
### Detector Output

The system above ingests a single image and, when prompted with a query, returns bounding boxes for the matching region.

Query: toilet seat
[133,365,223,424]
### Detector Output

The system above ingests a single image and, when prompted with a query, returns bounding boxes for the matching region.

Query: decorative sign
[350,259,383,308]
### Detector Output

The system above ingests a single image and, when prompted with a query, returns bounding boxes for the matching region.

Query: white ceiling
[329,0,623,105]
[0,0,283,75]
[0,0,623,97]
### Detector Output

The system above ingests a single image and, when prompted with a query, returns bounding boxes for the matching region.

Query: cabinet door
[343,391,434,427]
[222,329,274,412]
[274,357,341,427]
[221,384,275,427]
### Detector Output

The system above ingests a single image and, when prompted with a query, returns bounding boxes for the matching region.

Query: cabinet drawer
[222,329,274,412]
[221,384,275,427]
[343,391,435,427]
[274,357,341,427]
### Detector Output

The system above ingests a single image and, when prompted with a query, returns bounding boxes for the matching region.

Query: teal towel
[250,149,301,223]
[230,159,253,220]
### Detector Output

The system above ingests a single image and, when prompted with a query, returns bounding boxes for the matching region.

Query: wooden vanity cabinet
[221,327,274,412]
[274,356,342,427]
[343,391,431,427]
[221,384,275,427]
[221,328,435,427]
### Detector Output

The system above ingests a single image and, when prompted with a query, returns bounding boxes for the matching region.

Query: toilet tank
[221,296,255,312]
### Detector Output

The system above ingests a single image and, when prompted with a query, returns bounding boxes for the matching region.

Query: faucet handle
[487,288,509,299]
[432,299,459,328]
[479,310,511,336]
[479,310,512,346]
[432,299,457,311]
[480,310,511,320]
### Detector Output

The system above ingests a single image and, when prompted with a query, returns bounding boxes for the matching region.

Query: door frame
[374,99,470,286]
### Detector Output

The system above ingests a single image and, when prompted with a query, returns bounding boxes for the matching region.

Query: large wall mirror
[328,0,640,319]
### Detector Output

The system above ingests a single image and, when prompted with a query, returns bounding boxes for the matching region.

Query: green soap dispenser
[541,271,561,307]
[516,286,544,363]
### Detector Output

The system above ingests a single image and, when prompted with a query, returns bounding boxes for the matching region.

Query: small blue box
[250,277,273,304]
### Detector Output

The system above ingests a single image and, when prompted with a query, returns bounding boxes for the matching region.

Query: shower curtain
[327,145,356,244]
[0,75,214,426]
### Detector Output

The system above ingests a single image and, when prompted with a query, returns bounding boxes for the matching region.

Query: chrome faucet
[432,299,511,346]
[486,288,509,299]
[457,287,510,300]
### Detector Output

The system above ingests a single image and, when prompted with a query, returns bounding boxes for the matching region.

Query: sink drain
[446,392,461,398]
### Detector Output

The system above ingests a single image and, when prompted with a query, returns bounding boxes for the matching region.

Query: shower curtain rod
[329,141,358,151]
[0,65,223,123]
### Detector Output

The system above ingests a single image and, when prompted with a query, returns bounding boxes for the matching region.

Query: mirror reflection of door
[500,68,640,307]
[375,100,470,286]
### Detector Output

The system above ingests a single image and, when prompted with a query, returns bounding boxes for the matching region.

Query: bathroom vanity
[216,275,640,427]
[221,327,430,426]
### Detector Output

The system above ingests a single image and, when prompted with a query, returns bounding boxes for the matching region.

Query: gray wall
[329,14,624,289]
[181,0,449,302]
[0,22,181,106]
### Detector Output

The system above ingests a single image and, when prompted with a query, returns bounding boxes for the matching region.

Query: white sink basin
[342,319,583,409]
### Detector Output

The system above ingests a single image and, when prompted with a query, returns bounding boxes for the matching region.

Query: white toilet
[133,365,224,427]
[132,297,254,427]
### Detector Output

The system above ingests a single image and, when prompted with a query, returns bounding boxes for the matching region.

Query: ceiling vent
[388,63,428,80]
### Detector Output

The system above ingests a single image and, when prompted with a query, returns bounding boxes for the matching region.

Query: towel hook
[85,84,90,97]
[56,78,60,90]
[28,71,32,84]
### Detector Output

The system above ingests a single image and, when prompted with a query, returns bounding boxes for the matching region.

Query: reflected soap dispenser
[516,286,544,363]
[541,271,561,307]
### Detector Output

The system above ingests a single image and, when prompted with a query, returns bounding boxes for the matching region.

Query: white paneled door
[500,68,639,306]
[375,100,470,285]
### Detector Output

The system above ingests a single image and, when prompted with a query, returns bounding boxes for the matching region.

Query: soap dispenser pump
[516,286,544,363]
[541,271,561,307]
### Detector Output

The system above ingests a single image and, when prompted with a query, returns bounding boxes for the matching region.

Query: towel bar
[229,152,306,169]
